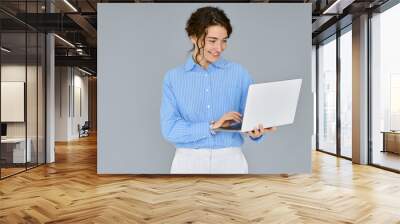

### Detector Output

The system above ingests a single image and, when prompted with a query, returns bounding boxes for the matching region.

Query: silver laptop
[216,79,302,133]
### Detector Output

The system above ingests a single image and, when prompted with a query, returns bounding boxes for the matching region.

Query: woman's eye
[208,40,227,44]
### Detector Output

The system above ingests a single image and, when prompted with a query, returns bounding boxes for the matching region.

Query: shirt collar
[184,55,227,72]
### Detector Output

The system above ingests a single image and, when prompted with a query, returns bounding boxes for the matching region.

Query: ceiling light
[78,67,93,76]
[322,0,354,14]
[1,47,11,53]
[63,0,78,12]
[54,34,75,48]
[323,0,341,14]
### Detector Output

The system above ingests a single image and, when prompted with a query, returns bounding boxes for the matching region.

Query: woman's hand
[246,124,277,138]
[212,111,242,129]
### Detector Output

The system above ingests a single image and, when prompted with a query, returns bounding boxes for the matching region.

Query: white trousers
[170,147,248,174]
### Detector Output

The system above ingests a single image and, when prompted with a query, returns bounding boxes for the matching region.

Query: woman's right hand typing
[211,111,242,129]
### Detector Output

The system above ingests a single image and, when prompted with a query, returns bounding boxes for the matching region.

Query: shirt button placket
[205,70,213,146]
[205,71,211,112]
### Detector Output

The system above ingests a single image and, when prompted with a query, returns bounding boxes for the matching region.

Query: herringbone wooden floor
[1,134,400,224]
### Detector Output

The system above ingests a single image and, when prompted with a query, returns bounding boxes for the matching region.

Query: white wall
[71,72,89,138]
[1,65,39,138]
[55,67,70,141]
[1,64,46,164]
[1,65,28,142]
[55,67,89,141]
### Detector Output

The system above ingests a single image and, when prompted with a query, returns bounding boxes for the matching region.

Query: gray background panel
[98,3,312,174]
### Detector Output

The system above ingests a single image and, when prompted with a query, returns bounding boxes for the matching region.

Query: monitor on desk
[1,123,7,138]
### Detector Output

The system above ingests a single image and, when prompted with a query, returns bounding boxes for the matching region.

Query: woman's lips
[209,51,220,57]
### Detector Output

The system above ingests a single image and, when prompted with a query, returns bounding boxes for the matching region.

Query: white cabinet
[1,138,32,163]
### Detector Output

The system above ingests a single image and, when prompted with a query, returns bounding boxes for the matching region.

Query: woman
[160,6,276,174]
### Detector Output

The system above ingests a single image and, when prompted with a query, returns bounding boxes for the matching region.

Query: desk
[382,131,400,154]
[1,138,31,163]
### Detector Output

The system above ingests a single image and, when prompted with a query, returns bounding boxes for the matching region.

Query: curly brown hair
[185,6,233,65]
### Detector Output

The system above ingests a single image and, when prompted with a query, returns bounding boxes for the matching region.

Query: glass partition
[27,31,38,169]
[38,32,45,165]
[317,35,337,155]
[371,4,400,171]
[1,31,28,177]
[0,1,46,179]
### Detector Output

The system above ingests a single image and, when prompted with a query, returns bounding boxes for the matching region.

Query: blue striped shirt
[160,56,264,149]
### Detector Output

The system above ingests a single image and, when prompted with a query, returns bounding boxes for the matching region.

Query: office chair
[79,121,90,138]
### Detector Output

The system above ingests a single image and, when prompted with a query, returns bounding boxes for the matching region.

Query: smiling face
[191,25,228,68]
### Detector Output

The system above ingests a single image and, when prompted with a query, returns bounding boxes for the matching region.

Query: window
[371,3,400,171]
[339,28,352,158]
[317,35,337,154]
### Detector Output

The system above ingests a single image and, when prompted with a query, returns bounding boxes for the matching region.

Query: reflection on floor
[0,162,41,179]
[373,150,400,171]
[341,148,352,158]
[0,167,25,178]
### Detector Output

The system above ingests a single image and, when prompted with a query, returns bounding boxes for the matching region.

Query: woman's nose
[216,43,223,52]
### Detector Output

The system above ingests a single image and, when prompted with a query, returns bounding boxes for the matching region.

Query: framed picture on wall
[1,81,25,122]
